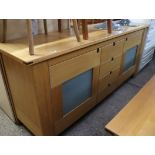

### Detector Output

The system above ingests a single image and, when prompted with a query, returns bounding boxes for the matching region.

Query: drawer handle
[113,42,116,46]
[111,57,114,61]
[97,48,100,53]
[97,48,102,53]
[108,83,111,87]
[126,37,128,41]
[110,71,112,74]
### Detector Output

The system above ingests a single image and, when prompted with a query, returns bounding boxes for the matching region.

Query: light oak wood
[124,30,143,50]
[119,65,136,85]
[97,29,145,103]
[47,35,126,67]
[51,86,64,122]
[99,56,122,78]
[54,66,100,134]
[49,50,100,88]
[3,55,54,135]
[72,19,81,42]
[106,75,155,136]
[0,25,147,136]
[101,39,124,63]
[3,55,41,134]
[0,24,148,64]
[120,30,143,76]
[32,62,55,135]
[97,80,118,103]
[26,19,34,55]
[98,67,120,92]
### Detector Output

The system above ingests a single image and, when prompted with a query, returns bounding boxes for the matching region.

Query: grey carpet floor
[0,57,155,136]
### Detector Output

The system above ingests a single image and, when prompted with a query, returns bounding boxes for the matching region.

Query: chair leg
[26,19,34,55]
[77,19,81,30]
[107,19,112,34]
[81,19,88,40]
[2,19,7,43]
[72,19,81,42]
[43,19,48,35]
[58,19,62,32]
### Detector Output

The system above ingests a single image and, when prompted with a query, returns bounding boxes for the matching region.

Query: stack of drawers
[97,39,124,102]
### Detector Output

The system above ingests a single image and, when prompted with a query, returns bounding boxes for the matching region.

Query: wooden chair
[81,19,113,40]
[2,19,81,55]
[57,19,81,42]
[58,19,113,40]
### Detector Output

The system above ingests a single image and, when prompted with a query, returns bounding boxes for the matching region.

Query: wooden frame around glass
[49,50,100,134]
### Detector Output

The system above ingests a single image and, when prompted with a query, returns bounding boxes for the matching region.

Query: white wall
[0,19,68,41]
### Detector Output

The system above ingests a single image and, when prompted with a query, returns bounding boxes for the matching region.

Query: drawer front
[99,68,120,92]
[97,81,118,103]
[100,56,122,78]
[101,39,124,63]
[50,50,100,88]
[124,30,143,49]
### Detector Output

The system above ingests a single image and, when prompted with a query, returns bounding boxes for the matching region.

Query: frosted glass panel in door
[123,46,137,71]
[62,69,92,114]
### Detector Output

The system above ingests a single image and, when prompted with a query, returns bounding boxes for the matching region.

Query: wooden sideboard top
[0,24,148,65]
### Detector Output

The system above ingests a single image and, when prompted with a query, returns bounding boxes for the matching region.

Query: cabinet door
[123,46,138,72]
[49,50,100,134]
[121,31,143,74]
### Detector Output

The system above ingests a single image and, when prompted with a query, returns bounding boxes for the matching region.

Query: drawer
[97,80,118,103]
[98,68,120,92]
[101,39,124,63]
[100,56,122,78]
[50,50,100,88]
[124,30,143,49]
